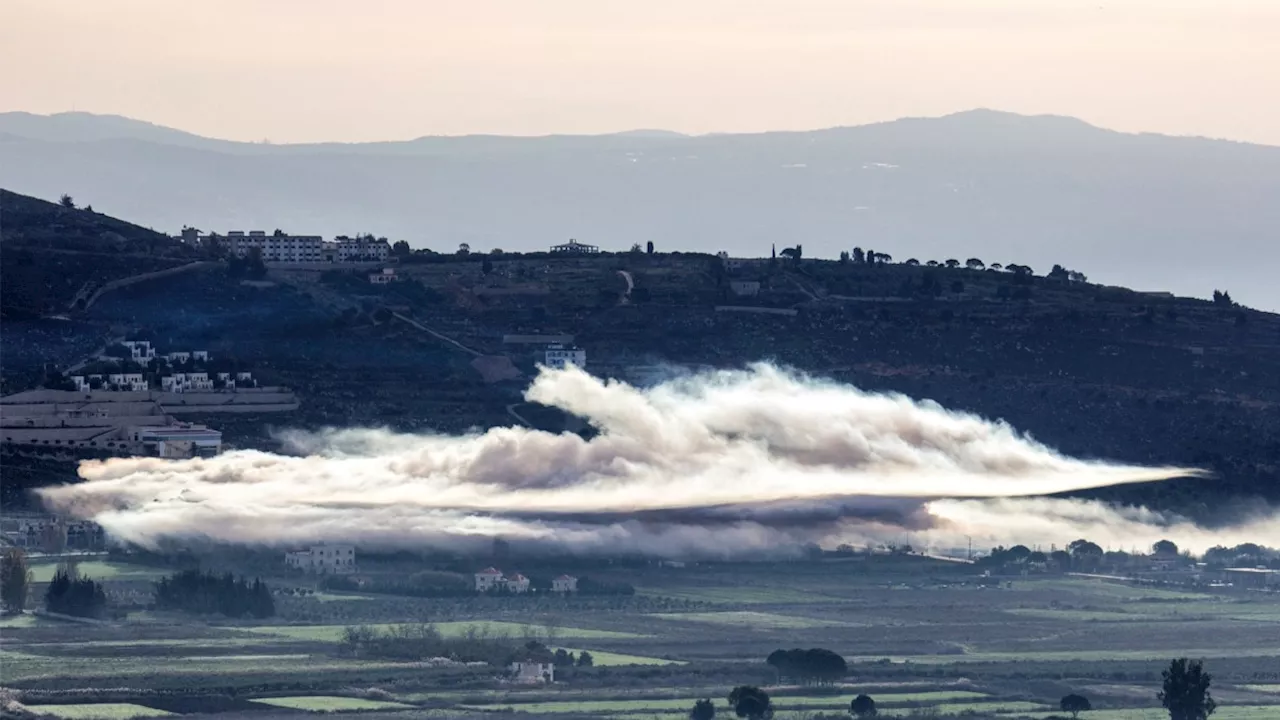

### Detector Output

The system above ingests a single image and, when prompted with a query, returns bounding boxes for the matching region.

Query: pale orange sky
[3,0,1278,144]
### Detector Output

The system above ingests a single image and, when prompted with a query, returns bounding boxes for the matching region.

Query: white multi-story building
[227,230,325,263]
[544,345,586,370]
[336,236,391,262]
[167,351,191,364]
[285,545,357,574]
[132,424,222,457]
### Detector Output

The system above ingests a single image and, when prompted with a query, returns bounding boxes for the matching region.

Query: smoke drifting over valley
[37,365,1265,558]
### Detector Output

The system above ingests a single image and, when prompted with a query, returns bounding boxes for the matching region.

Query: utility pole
[966,536,972,562]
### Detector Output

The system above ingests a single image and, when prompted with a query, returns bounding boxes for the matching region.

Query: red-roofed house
[506,573,531,594]
[475,567,505,591]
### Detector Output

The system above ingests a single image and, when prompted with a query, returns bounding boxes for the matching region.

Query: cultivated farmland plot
[6,554,1280,719]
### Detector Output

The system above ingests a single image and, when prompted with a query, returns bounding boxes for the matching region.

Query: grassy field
[1015,707,1280,720]
[0,612,50,628]
[241,620,641,641]
[649,611,852,629]
[251,696,414,711]
[24,704,172,719]
[466,690,994,714]
[28,561,167,583]
[557,648,684,666]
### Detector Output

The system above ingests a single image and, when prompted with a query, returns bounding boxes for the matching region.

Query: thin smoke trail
[38,364,1260,558]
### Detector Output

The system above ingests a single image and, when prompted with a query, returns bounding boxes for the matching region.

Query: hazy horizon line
[5,106,1273,148]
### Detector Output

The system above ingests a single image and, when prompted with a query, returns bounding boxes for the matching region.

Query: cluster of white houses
[178,229,391,263]
[68,340,255,393]
[473,567,578,594]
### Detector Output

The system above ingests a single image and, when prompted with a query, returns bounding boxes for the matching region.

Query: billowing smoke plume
[37,364,1263,558]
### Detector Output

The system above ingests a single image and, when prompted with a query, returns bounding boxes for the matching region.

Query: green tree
[60,193,75,208]
[727,686,772,720]
[392,240,411,259]
[690,698,716,720]
[851,694,877,718]
[1160,658,1216,720]
[646,241,655,255]
[1,548,32,613]
[576,650,594,667]
[1060,693,1091,718]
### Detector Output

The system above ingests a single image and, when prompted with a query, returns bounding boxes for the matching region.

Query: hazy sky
[4,0,1278,144]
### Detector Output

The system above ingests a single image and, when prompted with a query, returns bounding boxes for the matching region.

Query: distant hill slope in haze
[2,109,1278,310]
[0,189,195,319]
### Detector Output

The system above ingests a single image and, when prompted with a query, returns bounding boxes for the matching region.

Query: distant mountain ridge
[2,109,1277,310]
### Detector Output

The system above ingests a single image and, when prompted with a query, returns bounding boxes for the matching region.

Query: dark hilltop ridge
[1,188,1277,521]
[3,108,1279,311]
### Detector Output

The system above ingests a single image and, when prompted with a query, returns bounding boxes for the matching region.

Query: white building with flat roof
[509,660,555,684]
[132,424,222,457]
[286,545,357,574]
[544,345,586,370]
[227,230,324,263]
[337,236,391,262]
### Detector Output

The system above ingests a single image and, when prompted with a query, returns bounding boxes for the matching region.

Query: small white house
[71,375,89,392]
[167,351,191,364]
[729,280,761,297]
[544,345,586,370]
[123,340,156,363]
[369,268,398,284]
[475,567,506,591]
[285,545,356,574]
[236,372,253,381]
[509,660,555,684]
[192,350,209,362]
[552,574,578,593]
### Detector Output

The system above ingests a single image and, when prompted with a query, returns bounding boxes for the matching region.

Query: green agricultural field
[0,613,51,628]
[1242,684,1280,693]
[649,611,852,629]
[311,592,377,602]
[1009,579,1211,602]
[465,690,993,714]
[27,561,167,583]
[0,648,420,685]
[638,585,831,604]
[556,648,684,666]
[252,696,414,711]
[242,620,641,642]
[1013,706,1280,720]
[1004,608,1146,622]
[855,645,1280,665]
[23,704,172,719]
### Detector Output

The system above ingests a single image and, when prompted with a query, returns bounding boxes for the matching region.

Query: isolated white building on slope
[286,545,356,574]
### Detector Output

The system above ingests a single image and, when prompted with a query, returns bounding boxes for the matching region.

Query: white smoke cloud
[36,364,1266,558]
